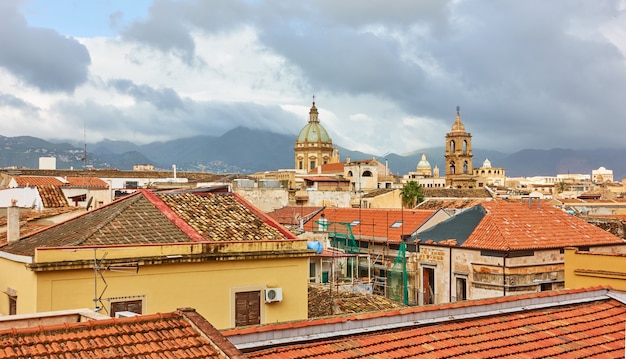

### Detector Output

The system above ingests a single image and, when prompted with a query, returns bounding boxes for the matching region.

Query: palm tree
[400,181,424,208]
[555,181,569,195]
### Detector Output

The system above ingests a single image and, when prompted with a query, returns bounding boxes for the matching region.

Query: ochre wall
[1,256,309,330]
[564,247,626,291]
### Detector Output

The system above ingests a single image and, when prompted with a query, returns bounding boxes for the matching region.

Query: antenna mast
[83,119,87,170]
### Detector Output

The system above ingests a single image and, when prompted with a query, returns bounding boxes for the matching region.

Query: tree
[555,181,569,195]
[400,181,424,208]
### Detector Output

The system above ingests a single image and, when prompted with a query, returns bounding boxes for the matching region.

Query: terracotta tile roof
[423,188,493,198]
[305,208,435,242]
[302,176,348,182]
[229,287,626,358]
[157,192,295,241]
[418,200,624,251]
[462,201,623,251]
[64,176,109,188]
[361,188,394,198]
[37,185,68,208]
[11,176,65,187]
[266,206,324,226]
[417,198,485,210]
[307,162,344,174]
[0,308,245,358]
[308,285,405,318]
[1,190,295,256]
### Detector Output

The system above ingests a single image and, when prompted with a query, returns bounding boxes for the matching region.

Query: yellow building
[564,247,626,291]
[0,190,313,329]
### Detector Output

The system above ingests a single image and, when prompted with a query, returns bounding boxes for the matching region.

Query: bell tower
[445,106,476,188]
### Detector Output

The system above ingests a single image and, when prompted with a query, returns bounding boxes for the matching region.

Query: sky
[1,0,626,156]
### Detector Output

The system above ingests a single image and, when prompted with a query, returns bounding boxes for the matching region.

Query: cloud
[0,93,40,114]
[2,0,626,157]
[0,0,91,93]
[108,79,185,111]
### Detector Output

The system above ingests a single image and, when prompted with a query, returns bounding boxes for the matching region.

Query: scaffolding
[316,219,408,304]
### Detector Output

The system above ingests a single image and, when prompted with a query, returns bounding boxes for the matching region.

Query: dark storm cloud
[0,93,40,114]
[0,1,91,93]
[120,0,250,64]
[108,79,185,111]
[54,97,299,143]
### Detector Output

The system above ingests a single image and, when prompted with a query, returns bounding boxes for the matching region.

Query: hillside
[2,129,625,179]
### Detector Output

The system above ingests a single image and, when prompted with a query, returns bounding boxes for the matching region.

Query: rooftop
[0,308,245,358]
[225,287,626,358]
[415,200,624,250]
[1,190,296,257]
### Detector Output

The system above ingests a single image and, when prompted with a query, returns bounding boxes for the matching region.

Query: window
[110,299,142,317]
[362,170,373,177]
[298,161,303,170]
[8,296,16,315]
[309,262,316,283]
[124,181,138,189]
[390,221,403,228]
[455,277,467,301]
[235,291,261,326]
[540,283,552,292]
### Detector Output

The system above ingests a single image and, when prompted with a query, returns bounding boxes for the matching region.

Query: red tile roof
[462,201,623,251]
[64,176,109,188]
[0,308,245,358]
[11,176,65,187]
[226,287,626,358]
[1,190,296,256]
[266,206,324,226]
[306,208,435,242]
[307,162,344,174]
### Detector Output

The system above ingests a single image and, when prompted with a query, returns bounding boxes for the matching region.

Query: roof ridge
[144,191,206,241]
[0,311,180,337]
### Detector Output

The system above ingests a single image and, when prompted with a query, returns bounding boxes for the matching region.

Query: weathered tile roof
[37,185,69,208]
[306,208,435,242]
[0,308,245,358]
[227,287,626,358]
[266,206,324,226]
[417,200,623,251]
[1,190,295,256]
[417,198,485,210]
[423,188,493,198]
[308,285,405,318]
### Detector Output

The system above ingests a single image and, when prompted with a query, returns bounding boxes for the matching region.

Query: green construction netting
[316,220,359,254]
[388,241,408,305]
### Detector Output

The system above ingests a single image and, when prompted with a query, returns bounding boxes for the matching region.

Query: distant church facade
[294,99,339,173]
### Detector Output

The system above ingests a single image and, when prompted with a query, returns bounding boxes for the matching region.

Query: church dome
[416,153,432,176]
[297,101,331,143]
[417,153,431,171]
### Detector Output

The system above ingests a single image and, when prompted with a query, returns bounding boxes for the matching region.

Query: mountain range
[1,127,625,180]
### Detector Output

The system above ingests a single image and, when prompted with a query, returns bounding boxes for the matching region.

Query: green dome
[297,123,331,142]
[417,153,431,170]
[297,101,332,143]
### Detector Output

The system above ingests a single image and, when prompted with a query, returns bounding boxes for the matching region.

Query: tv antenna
[93,249,139,313]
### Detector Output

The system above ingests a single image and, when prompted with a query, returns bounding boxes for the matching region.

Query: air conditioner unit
[265,288,283,303]
[115,311,140,318]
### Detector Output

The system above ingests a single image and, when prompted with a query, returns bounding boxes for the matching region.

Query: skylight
[350,220,361,226]
[390,221,403,228]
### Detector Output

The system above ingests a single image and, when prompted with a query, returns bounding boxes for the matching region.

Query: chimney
[7,199,20,243]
